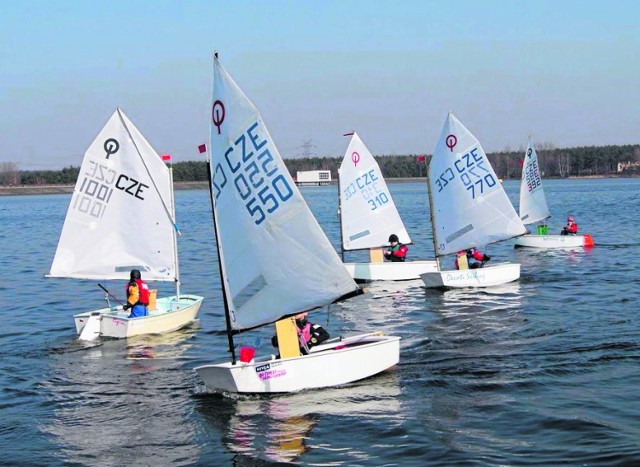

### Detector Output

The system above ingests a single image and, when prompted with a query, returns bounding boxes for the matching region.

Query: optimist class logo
[104,138,120,159]
[445,135,457,152]
[212,100,225,135]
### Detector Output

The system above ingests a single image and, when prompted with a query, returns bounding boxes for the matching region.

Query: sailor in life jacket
[271,312,330,355]
[560,216,578,235]
[124,269,150,318]
[455,248,491,270]
[384,234,408,262]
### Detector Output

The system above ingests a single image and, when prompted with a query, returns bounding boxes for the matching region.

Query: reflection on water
[195,372,403,464]
[424,281,527,352]
[124,326,198,360]
[39,329,201,466]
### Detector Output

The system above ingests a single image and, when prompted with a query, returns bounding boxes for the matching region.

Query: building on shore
[295,170,331,186]
[617,161,640,173]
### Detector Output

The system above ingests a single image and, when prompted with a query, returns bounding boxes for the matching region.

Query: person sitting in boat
[384,234,408,262]
[123,269,150,318]
[271,312,330,355]
[560,216,578,235]
[455,248,491,270]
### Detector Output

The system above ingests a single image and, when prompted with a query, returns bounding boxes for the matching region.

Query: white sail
[339,132,411,250]
[428,112,527,256]
[209,56,357,331]
[519,140,550,225]
[49,109,177,281]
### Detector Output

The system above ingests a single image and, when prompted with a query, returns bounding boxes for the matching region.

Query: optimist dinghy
[194,54,400,394]
[47,109,203,340]
[514,140,594,249]
[420,112,527,289]
[338,132,437,281]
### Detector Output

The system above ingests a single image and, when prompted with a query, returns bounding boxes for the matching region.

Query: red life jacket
[388,243,408,261]
[126,278,150,305]
[567,222,578,234]
[470,248,485,261]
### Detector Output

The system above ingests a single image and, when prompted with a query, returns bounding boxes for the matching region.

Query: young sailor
[271,312,330,355]
[455,248,491,270]
[560,216,578,235]
[123,269,150,318]
[384,234,408,262]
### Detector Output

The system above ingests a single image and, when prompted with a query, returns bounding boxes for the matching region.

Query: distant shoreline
[0,175,635,197]
[0,181,210,197]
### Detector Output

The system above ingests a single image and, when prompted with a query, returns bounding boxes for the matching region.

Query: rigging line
[116,108,181,236]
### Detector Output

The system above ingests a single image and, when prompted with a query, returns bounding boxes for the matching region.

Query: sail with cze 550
[194,54,400,394]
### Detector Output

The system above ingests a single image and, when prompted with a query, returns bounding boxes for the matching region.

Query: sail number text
[434,147,496,199]
[212,121,293,225]
[72,160,150,219]
[524,158,542,192]
[343,169,389,211]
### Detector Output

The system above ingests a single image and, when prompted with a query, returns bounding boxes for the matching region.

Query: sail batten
[428,113,527,256]
[49,109,177,282]
[519,141,551,225]
[209,56,357,332]
[339,132,411,250]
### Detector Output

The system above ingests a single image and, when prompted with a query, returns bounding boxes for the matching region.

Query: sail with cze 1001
[49,109,177,282]
[48,108,203,339]
[420,112,527,288]
[195,54,400,393]
[338,132,437,281]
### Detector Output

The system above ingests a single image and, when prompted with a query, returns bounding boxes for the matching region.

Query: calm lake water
[1,178,639,465]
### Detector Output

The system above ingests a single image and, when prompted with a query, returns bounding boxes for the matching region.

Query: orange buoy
[583,234,595,247]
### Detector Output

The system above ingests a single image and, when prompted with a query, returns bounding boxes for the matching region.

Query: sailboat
[194,54,400,394]
[420,112,527,288]
[513,140,595,248]
[338,132,438,281]
[47,108,204,340]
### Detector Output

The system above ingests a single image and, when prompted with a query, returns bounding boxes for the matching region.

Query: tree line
[2,144,640,186]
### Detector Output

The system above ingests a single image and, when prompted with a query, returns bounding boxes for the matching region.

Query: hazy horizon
[2,0,639,170]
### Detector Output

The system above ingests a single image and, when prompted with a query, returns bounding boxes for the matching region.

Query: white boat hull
[514,234,594,249]
[74,294,204,339]
[420,263,520,289]
[344,260,438,281]
[195,333,400,394]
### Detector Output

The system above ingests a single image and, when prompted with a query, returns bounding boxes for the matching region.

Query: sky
[1,0,639,170]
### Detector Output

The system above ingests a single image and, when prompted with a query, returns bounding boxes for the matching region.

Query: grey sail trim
[233,274,267,310]
[445,224,474,244]
[349,230,371,241]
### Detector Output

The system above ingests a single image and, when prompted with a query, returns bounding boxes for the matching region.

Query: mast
[337,170,345,261]
[209,51,237,365]
[425,158,441,271]
[169,163,181,297]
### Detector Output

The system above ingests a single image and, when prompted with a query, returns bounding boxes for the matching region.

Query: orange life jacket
[126,278,150,306]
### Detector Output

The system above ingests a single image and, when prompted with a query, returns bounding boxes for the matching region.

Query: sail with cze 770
[420,112,527,288]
